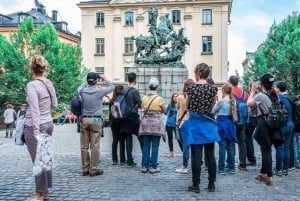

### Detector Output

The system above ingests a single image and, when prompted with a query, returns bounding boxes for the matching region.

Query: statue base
[130,63,189,99]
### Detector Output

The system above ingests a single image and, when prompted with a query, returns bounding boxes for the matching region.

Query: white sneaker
[176,167,189,174]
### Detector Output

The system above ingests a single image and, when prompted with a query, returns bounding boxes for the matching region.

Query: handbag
[15,114,26,145]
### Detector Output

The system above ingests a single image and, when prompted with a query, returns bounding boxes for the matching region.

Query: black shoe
[247,161,256,166]
[127,162,137,168]
[112,161,118,165]
[207,181,215,192]
[82,171,89,176]
[89,169,104,177]
[187,185,200,194]
[283,169,288,176]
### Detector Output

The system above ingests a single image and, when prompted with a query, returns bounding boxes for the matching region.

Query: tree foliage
[0,17,85,114]
[243,12,300,94]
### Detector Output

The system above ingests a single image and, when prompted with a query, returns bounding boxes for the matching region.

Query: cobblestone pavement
[0,124,300,201]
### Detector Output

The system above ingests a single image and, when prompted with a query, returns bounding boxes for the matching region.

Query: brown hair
[7,103,13,109]
[194,63,210,79]
[30,55,48,74]
[182,78,195,97]
[110,85,124,103]
[222,83,238,122]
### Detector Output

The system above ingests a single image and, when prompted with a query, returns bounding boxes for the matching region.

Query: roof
[0,7,80,41]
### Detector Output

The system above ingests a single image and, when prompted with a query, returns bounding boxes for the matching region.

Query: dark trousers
[236,125,247,167]
[289,132,295,168]
[261,146,273,177]
[166,125,181,152]
[120,133,134,164]
[191,143,216,186]
[5,122,13,137]
[111,121,125,163]
[245,120,256,163]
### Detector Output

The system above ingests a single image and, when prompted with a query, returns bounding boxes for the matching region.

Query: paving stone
[1,124,300,200]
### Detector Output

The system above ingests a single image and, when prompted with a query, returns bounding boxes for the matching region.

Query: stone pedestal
[130,63,189,99]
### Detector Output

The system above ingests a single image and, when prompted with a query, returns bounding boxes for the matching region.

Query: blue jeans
[276,122,294,170]
[236,125,247,167]
[218,138,235,171]
[294,132,300,167]
[141,135,161,169]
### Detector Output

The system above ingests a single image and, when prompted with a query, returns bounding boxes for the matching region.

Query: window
[124,67,130,82]
[202,36,212,53]
[61,22,67,31]
[95,38,105,54]
[0,16,3,24]
[124,37,134,54]
[125,12,134,26]
[19,14,26,23]
[172,10,181,24]
[96,12,105,26]
[95,67,105,74]
[202,9,212,24]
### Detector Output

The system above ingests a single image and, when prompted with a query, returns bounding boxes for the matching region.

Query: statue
[132,6,189,65]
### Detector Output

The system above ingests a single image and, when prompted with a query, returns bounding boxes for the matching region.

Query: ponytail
[230,93,238,122]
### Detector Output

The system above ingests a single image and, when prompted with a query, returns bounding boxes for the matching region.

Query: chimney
[52,10,58,22]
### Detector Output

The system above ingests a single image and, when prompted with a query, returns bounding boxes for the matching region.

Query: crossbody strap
[36,79,52,102]
[141,95,158,120]
[177,110,187,125]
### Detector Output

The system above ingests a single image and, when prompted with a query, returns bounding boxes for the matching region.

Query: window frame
[125,11,134,26]
[124,37,134,55]
[96,12,105,26]
[202,36,213,54]
[202,9,212,25]
[172,10,181,24]
[95,67,105,74]
[95,38,105,55]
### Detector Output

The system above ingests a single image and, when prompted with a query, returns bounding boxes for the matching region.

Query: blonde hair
[222,83,238,122]
[30,55,48,74]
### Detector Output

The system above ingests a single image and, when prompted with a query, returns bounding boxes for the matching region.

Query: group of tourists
[8,53,299,200]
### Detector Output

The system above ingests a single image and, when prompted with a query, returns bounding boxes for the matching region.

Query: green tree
[0,17,85,113]
[243,13,300,94]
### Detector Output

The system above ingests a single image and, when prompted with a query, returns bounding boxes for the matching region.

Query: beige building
[78,0,232,83]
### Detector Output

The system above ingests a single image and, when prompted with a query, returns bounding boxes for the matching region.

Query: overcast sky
[0,0,299,76]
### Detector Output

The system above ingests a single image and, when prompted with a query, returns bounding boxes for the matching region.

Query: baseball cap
[259,73,275,90]
[148,77,159,88]
[87,72,98,82]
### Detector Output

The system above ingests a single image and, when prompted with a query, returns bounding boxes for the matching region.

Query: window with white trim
[172,10,181,24]
[95,38,105,54]
[96,12,105,26]
[124,37,134,54]
[202,36,212,53]
[125,12,134,26]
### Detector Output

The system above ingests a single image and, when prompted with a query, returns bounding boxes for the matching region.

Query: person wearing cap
[181,63,220,193]
[139,77,166,174]
[247,73,279,185]
[228,75,249,171]
[80,72,114,177]
[119,72,142,167]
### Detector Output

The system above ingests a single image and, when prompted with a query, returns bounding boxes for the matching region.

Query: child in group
[164,93,179,158]
[212,83,238,174]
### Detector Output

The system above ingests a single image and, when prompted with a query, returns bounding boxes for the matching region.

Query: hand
[99,74,107,81]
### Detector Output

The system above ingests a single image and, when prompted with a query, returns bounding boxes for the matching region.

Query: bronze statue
[132,6,189,65]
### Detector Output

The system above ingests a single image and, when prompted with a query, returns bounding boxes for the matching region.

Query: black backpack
[285,94,300,131]
[263,93,288,129]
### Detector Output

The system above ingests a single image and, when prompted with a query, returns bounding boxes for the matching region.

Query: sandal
[25,193,44,201]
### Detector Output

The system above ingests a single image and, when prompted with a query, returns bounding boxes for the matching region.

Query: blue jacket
[181,111,220,145]
[216,115,237,141]
[164,103,177,127]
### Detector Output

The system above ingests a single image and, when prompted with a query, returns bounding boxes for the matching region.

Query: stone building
[77,0,232,83]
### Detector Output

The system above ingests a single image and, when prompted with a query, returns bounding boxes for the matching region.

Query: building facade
[0,1,80,45]
[78,0,232,83]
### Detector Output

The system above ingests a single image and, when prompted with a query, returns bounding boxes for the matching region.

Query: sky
[0,0,299,76]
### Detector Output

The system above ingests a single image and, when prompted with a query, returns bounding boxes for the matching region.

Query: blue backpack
[234,91,249,126]
[110,88,133,119]
[70,88,84,116]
